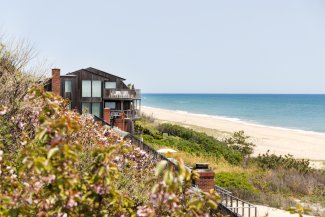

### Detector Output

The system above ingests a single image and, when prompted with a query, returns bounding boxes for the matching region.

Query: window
[92,80,101,97]
[105,102,116,109]
[82,80,102,97]
[105,82,116,89]
[65,80,72,92]
[92,103,100,117]
[82,80,91,97]
[82,102,90,114]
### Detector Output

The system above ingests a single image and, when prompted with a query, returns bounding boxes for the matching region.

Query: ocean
[142,94,325,133]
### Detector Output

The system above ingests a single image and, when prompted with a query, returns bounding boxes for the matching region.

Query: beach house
[45,67,141,132]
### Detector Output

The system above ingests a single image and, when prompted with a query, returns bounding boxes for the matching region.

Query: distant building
[45,67,141,132]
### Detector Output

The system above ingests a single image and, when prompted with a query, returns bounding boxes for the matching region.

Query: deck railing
[104,89,141,99]
[215,186,257,217]
[110,109,141,119]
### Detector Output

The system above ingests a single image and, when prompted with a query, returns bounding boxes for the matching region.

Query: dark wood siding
[57,68,139,120]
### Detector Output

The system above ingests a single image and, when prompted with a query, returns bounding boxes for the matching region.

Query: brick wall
[193,164,215,192]
[115,112,126,131]
[103,108,111,125]
[194,170,215,192]
[52,68,61,95]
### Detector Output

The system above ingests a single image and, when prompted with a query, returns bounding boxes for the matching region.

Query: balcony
[104,89,141,99]
[110,109,141,120]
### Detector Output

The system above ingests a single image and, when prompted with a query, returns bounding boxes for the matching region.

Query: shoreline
[141,106,325,161]
[148,106,325,136]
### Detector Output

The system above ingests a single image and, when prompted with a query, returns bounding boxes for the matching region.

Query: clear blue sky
[1,0,325,93]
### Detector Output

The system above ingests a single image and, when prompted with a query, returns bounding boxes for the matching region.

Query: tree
[224,131,255,158]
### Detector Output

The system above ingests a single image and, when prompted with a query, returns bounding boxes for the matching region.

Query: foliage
[135,119,162,139]
[255,150,312,173]
[0,39,46,118]
[0,86,223,216]
[137,159,222,217]
[287,204,312,217]
[215,172,255,192]
[139,122,242,165]
[223,131,255,158]
[0,39,222,216]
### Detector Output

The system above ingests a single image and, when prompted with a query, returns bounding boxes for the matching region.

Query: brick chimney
[115,112,126,131]
[103,108,111,125]
[193,163,215,192]
[52,68,61,95]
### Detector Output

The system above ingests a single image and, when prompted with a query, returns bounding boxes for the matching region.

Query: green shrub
[255,150,312,173]
[155,123,243,165]
[223,131,255,158]
[215,172,255,192]
[142,132,242,165]
[135,119,162,139]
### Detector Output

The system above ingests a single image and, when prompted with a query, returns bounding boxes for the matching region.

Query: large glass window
[82,102,90,114]
[92,103,100,117]
[82,80,91,97]
[82,80,102,97]
[105,82,116,89]
[65,80,72,92]
[105,102,116,109]
[92,80,101,97]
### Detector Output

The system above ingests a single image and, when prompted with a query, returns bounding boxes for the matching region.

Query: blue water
[142,94,325,133]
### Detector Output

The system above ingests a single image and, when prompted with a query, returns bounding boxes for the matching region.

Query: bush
[135,119,162,139]
[0,39,222,216]
[255,150,312,173]
[223,131,255,158]
[0,87,222,216]
[215,172,255,192]
[155,123,243,165]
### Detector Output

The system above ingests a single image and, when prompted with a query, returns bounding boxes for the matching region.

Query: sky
[1,0,325,93]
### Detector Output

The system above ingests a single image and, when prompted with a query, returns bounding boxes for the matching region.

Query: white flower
[0,106,7,115]
[0,150,3,156]
[23,182,30,187]
[22,157,28,164]
[18,121,25,129]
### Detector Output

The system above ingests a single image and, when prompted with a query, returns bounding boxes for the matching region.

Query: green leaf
[47,147,59,159]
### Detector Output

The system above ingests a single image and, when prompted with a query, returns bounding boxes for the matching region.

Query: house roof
[67,67,126,80]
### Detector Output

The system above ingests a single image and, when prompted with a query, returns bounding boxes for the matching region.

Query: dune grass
[135,116,325,215]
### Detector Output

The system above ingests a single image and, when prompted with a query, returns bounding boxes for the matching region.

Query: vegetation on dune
[136,116,325,215]
[255,150,312,173]
[137,121,243,165]
[214,172,255,192]
[0,39,223,216]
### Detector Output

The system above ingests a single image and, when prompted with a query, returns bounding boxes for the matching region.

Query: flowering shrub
[0,40,222,216]
[0,86,222,216]
[137,159,221,217]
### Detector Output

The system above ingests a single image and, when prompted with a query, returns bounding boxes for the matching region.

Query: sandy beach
[142,106,325,161]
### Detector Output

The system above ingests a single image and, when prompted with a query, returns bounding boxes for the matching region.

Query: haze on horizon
[1,0,325,94]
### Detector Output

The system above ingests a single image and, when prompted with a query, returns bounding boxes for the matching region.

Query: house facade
[45,67,141,132]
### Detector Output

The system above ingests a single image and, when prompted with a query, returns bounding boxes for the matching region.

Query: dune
[141,106,325,161]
